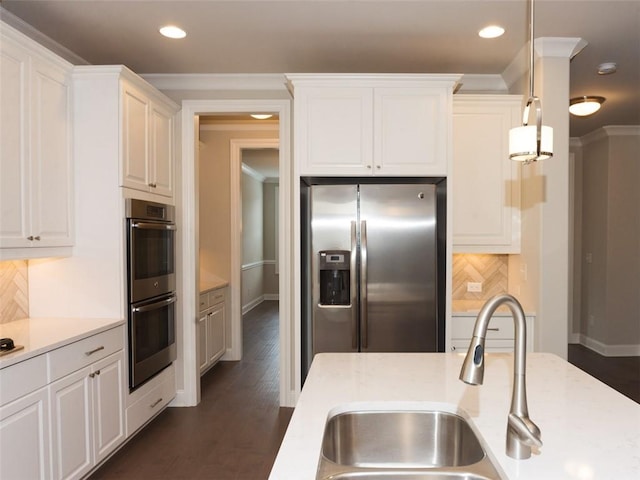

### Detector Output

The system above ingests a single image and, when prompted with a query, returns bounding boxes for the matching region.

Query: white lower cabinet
[0,324,125,480]
[451,314,535,352]
[50,352,125,480]
[0,387,51,480]
[125,364,175,437]
[198,287,227,375]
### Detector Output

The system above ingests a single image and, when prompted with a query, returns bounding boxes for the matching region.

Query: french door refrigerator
[303,182,443,376]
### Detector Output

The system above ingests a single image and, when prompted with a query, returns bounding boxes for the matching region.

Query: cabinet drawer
[0,355,48,407]
[199,293,209,311]
[208,289,225,306]
[125,367,175,437]
[48,326,124,382]
[451,315,515,340]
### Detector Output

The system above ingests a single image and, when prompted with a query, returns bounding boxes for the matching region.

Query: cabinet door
[296,87,373,175]
[149,101,174,197]
[452,96,521,253]
[374,88,447,176]
[50,368,93,480]
[207,303,226,364]
[0,38,30,248]
[0,388,51,480]
[91,351,125,465]
[30,57,73,247]
[121,82,150,191]
[198,313,208,373]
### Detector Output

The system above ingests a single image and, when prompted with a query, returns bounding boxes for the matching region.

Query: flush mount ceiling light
[479,25,505,39]
[569,96,606,116]
[250,114,273,120]
[159,25,187,39]
[508,0,553,164]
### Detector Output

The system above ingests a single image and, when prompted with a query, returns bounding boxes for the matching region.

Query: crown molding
[0,7,89,66]
[242,164,266,183]
[456,74,508,93]
[141,73,288,91]
[579,125,640,146]
[535,37,588,59]
[502,37,588,92]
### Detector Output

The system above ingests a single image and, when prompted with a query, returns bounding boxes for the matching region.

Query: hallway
[90,301,292,480]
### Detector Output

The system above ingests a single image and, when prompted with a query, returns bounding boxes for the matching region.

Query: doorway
[176,100,293,408]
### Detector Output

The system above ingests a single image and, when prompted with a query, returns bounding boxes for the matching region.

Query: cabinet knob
[376,165,381,170]
[34,236,41,241]
[451,346,456,351]
[27,236,34,241]
[366,165,372,169]
[149,182,157,188]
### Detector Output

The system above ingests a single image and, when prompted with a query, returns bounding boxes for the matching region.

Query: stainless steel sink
[316,407,506,480]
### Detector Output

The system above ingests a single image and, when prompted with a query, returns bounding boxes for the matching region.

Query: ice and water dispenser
[318,250,350,306]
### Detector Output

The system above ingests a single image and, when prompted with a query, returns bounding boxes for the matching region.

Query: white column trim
[179,99,294,407]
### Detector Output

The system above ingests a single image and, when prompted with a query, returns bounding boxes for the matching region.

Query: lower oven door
[129,293,177,390]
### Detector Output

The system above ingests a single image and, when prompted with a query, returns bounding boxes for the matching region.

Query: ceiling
[2,0,639,137]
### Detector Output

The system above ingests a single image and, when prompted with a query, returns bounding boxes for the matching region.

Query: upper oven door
[128,219,176,302]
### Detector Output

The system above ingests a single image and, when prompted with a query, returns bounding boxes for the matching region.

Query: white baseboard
[578,334,640,357]
[568,333,581,344]
[242,295,264,315]
[264,293,279,301]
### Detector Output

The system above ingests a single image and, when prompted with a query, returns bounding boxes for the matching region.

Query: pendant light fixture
[509,0,553,163]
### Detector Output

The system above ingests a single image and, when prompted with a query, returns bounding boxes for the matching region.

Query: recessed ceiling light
[478,25,505,39]
[569,96,606,116]
[159,25,187,39]
[250,114,273,120]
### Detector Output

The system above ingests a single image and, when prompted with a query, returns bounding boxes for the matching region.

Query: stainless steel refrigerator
[302,182,443,376]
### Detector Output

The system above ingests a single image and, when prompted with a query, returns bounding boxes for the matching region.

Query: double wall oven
[126,199,177,390]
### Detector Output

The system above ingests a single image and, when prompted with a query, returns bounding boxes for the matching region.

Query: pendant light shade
[508,0,553,164]
[509,125,554,162]
[509,96,553,162]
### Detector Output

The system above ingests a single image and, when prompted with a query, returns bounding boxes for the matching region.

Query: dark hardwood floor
[568,343,640,404]
[90,300,293,480]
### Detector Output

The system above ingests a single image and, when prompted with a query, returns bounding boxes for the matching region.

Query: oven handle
[132,294,177,313]
[131,221,177,231]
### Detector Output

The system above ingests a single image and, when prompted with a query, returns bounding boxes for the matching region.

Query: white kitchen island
[269,352,640,479]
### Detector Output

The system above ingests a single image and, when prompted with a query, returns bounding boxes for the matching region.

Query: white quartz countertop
[0,317,125,369]
[199,278,229,294]
[269,352,640,480]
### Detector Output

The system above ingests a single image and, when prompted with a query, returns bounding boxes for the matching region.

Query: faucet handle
[508,413,543,448]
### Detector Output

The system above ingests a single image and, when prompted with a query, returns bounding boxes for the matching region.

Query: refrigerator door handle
[360,220,368,349]
[350,221,358,349]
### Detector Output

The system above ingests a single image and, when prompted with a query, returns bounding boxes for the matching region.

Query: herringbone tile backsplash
[452,254,508,302]
[0,260,29,324]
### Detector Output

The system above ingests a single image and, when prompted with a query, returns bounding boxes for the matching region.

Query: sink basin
[316,406,506,480]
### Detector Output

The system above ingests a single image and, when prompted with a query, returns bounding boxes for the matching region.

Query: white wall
[241,170,264,312]
[576,127,640,355]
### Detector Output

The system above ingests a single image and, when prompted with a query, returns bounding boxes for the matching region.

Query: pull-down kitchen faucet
[459,294,542,459]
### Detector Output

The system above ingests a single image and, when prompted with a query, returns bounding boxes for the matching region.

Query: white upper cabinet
[0,23,73,258]
[287,74,459,177]
[72,65,178,201]
[121,76,177,197]
[452,95,522,253]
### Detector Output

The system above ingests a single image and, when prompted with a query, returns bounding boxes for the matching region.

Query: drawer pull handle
[85,346,105,356]
[488,328,500,332]
[150,398,163,408]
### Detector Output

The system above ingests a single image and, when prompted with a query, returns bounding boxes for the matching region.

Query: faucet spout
[458,294,542,460]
